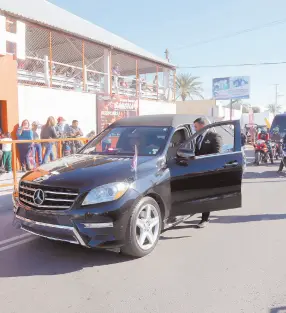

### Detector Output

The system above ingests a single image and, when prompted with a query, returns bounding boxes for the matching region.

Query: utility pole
[164,49,170,62]
[230,99,233,120]
[274,84,279,114]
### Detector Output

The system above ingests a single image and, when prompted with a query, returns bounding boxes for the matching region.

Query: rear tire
[121,197,162,258]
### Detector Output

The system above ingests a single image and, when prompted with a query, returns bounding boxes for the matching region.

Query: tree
[252,106,261,113]
[267,103,282,115]
[242,106,249,113]
[176,73,203,101]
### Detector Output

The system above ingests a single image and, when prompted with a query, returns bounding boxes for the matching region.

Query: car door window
[181,120,240,156]
[212,124,234,154]
[167,128,188,159]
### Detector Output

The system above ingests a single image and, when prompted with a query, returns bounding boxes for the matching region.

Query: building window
[6,17,17,33]
[6,41,17,56]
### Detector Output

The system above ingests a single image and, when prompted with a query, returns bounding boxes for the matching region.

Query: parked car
[13,115,243,258]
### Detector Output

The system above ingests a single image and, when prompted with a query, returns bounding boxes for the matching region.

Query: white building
[0,0,177,135]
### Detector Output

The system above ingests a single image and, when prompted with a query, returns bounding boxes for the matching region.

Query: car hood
[21,154,155,191]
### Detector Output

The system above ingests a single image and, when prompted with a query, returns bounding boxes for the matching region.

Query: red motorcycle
[254,139,274,165]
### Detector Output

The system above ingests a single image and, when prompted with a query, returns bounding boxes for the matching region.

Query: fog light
[82,222,113,228]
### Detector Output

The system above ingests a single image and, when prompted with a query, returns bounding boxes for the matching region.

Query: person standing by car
[55,117,70,156]
[193,117,223,228]
[69,120,83,154]
[17,120,33,172]
[41,116,58,164]
[55,117,69,137]
[1,132,12,173]
[32,121,42,166]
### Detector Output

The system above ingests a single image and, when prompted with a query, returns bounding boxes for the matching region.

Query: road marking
[0,233,32,246]
[0,237,36,252]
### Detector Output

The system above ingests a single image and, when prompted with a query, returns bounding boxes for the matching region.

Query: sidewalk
[0,172,24,192]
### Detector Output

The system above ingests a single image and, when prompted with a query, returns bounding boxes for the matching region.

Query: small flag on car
[131,145,138,172]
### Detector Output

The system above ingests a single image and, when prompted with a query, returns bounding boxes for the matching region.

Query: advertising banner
[212,76,250,100]
[96,95,139,133]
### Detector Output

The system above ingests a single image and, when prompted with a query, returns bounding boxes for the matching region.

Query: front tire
[121,197,162,258]
[255,151,261,165]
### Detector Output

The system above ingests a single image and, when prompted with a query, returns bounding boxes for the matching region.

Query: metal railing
[0,137,88,190]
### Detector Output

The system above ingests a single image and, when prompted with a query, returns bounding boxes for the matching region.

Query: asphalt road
[1,148,286,313]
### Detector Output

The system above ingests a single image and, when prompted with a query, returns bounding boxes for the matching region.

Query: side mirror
[177,148,195,159]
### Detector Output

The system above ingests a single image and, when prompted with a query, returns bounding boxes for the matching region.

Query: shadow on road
[180,214,286,225]
[269,307,286,313]
[0,238,133,278]
[160,235,191,241]
[243,170,283,179]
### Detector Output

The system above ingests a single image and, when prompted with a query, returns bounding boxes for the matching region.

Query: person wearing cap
[55,117,70,137]
[32,121,42,166]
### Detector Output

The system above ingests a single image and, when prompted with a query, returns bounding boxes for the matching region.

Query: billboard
[96,94,139,133]
[212,76,250,100]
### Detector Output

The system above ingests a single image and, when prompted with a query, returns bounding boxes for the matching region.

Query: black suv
[13,115,243,257]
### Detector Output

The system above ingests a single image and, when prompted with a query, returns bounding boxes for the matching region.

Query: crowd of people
[0,116,90,173]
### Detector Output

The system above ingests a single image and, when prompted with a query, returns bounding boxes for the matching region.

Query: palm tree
[176,73,203,101]
[267,103,282,115]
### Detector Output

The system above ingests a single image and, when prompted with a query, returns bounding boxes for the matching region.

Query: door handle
[224,161,238,168]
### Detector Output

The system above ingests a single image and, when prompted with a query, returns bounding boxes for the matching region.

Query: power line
[173,18,286,51]
[178,61,286,69]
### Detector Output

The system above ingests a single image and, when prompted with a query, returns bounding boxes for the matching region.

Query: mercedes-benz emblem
[33,189,45,205]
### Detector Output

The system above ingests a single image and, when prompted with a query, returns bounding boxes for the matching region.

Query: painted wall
[0,55,19,134]
[176,100,217,116]
[139,100,176,115]
[218,106,242,121]
[18,85,97,135]
[241,112,274,128]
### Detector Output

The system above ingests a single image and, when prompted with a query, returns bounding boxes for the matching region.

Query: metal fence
[0,137,87,190]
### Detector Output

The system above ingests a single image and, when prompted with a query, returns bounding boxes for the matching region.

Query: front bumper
[13,189,140,249]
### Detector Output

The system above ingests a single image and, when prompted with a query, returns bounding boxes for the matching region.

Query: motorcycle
[254,139,274,165]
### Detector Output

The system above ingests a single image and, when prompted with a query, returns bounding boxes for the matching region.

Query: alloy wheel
[135,204,160,250]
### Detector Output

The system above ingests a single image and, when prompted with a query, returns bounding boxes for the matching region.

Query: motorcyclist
[277,134,286,173]
[257,129,273,162]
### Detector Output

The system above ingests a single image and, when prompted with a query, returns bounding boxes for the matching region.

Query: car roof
[274,113,286,117]
[112,114,216,128]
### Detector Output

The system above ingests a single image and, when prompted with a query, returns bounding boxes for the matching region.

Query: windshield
[80,126,171,156]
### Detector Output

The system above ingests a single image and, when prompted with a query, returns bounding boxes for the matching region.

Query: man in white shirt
[1,133,12,173]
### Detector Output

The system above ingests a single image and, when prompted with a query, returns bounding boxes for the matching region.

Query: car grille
[19,181,79,211]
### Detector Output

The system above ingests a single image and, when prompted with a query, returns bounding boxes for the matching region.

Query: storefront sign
[97,95,139,133]
[0,16,26,60]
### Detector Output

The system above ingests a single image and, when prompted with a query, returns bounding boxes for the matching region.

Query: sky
[50,0,286,110]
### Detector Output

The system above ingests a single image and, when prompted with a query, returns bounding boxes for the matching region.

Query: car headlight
[82,182,129,206]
